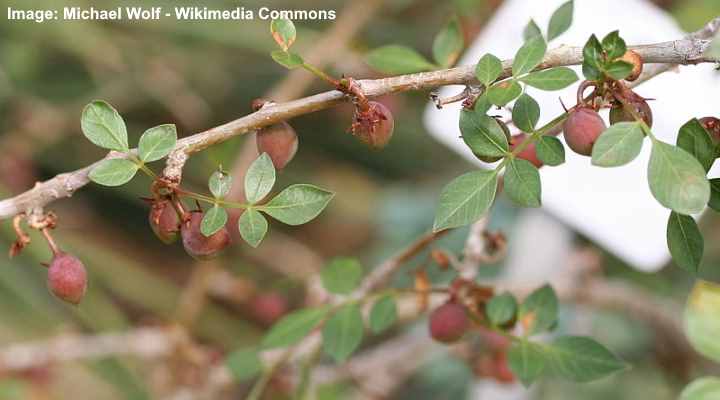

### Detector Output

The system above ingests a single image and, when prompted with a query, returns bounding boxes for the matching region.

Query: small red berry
[351,101,394,149]
[251,292,288,325]
[563,107,606,156]
[47,252,87,305]
[149,200,180,244]
[181,211,230,260]
[429,301,469,343]
[510,134,543,168]
[256,121,298,170]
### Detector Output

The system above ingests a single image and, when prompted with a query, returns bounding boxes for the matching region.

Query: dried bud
[431,249,451,269]
[47,252,87,305]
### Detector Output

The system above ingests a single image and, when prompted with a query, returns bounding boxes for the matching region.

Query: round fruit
[149,200,180,244]
[563,107,606,156]
[351,101,394,149]
[619,50,643,82]
[256,121,298,170]
[609,97,653,127]
[47,252,87,305]
[429,301,469,343]
[251,292,288,325]
[510,134,543,168]
[699,117,720,142]
[181,211,231,260]
[477,119,512,163]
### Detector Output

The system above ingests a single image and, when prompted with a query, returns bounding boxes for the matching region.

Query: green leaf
[433,170,498,231]
[486,80,522,106]
[523,19,543,41]
[547,0,573,41]
[536,136,565,166]
[245,153,276,204]
[459,110,509,158]
[512,94,540,132]
[681,377,720,400]
[369,295,397,334]
[138,124,177,162]
[686,281,720,363]
[508,339,546,387]
[604,60,633,80]
[262,306,329,349]
[519,284,558,335]
[322,304,364,362]
[512,36,547,77]
[321,258,364,295]
[238,209,268,248]
[486,292,518,326]
[226,348,262,381]
[667,212,703,273]
[505,158,541,208]
[546,336,626,382]
[432,17,464,67]
[591,122,644,167]
[365,45,436,75]
[81,100,129,152]
[582,34,603,80]
[601,30,627,60]
[271,50,304,69]
[708,178,720,212]
[89,158,139,187]
[475,53,503,86]
[677,118,716,172]
[200,205,228,237]
[648,140,710,215]
[270,18,296,51]
[520,67,578,90]
[262,184,334,225]
[209,169,232,199]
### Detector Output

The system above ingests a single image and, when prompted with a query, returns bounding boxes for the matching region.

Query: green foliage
[245,153,276,204]
[520,67,578,90]
[512,36,547,77]
[200,205,228,236]
[433,170,498,231]
[648,140,710,215]
[591,122,645,167]
[459,110,509,158]
[271,50,304,69]
[138,124,177,163]
[369,295,397,334]
[433,17,464,67]
[677,118,716,172]
[270,18,296,51]
[486,80,523,106]
[505,158,542,208]
[519,284,558,335]
[546,336,626,382]
[238,209,268,248]
[523,19,542,41]
[667,212,703,273]
[512,94,540,132]
[681,377,720,400]
[547,0,574,41]
[486,292,517,325]
[262,184,334,225]
[81,100,129,152]
[536,136,565,166]
[226,348,263,381]
[323,304,364,362]
[685,281,720,363]
[604,60,633,80]
[601,30,627,59]
[209,169,232,199]
[321,258,364,295]
[89,159,139,187]
[582,34,604,80]
[709,178,720,212]
[262,306,329,349]
[365,45,436,74]
[475,53,503,86]
[508,339,546,386]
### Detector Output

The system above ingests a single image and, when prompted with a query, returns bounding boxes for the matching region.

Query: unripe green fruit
[256,121,298,170]
[429,301,469,343]
[477,119,511,163]
[609,98,653,127]
[510,134,543,168]
[181,211,231,260]
[563,107,606,156]
[47,252,87,305]
[351,101,394,149]
[149,200,180,244]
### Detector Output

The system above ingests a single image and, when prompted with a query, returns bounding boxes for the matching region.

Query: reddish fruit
[251,292,288,325]
[609,97,653,127]
[563,107,606,156]
[429,301,469,343]
[256,121,298,170]
[619,50,643,82]
[181,211,230,260]
[699,117,720,142]
[492,351,516,383]
[149,200,180,244]
[47,252,87,305]
[510,134,543,168]
[351,101,394,149]
[477,119,512,163]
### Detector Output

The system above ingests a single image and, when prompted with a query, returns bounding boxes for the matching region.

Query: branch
[0,17,718,219]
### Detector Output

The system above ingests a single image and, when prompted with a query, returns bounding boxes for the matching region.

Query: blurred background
[0,0,719,399]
